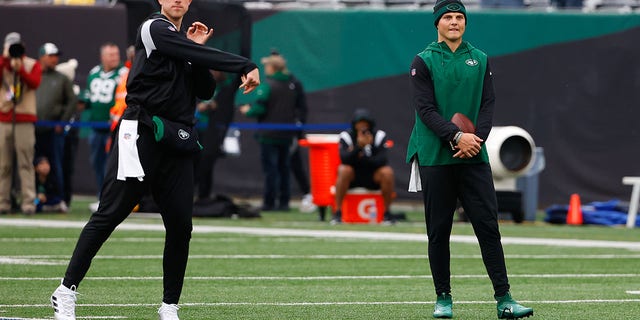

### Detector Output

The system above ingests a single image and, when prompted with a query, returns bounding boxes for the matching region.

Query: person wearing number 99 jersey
[80,43,128,202]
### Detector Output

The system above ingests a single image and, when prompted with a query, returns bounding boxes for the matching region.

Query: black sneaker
[382,211,396,225]
[330,210,342,225]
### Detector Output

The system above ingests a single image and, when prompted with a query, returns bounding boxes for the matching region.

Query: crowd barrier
[34,120,350,131]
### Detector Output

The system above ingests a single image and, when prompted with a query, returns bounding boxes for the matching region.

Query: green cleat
[433,293,453,319]
[495,292,533,319]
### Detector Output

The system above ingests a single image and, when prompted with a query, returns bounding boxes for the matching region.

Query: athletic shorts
[349,166,380,190]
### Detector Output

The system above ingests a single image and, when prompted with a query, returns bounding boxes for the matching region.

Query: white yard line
[0,218,639,249]
[0,257,64,265]
[1,274,639,281]
[0,317,125,320]
[4,253,640,260]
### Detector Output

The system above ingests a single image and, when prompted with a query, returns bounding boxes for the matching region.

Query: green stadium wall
[235,10,640,208]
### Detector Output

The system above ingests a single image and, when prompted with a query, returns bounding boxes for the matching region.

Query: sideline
[0,218,639,250]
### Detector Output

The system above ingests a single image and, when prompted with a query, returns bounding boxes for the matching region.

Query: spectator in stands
[240,52,304,211]
[195,70,241,201]
[0,32,41,215]
[481,0,524,8]
[34,156,68,213]
[35,43,77,201]
[331,108,395,225]
[80,42,127,211]
[552,0,583,8]
[407,0,533,318]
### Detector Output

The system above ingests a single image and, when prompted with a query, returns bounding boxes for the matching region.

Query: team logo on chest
[465,59,479,67]
[178,129,190,140]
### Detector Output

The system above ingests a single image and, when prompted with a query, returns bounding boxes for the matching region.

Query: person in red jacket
[0,32,41,214]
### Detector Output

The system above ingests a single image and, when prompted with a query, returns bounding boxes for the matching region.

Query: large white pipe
[486,126,536,180]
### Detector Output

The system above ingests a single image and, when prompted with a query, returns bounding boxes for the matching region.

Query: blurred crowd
[0,31,323,216]
[0,32,122,214]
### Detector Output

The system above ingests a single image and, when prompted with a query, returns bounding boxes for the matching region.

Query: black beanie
[433,0,467,27]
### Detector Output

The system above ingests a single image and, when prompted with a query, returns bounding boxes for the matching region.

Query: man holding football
[406,0,533,318]
[49,0,259,319]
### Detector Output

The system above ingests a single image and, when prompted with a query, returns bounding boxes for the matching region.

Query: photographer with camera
[332,108,395,225]
[0,32,42,214]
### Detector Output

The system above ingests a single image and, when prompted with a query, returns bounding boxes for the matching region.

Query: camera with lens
[8,43,25,58]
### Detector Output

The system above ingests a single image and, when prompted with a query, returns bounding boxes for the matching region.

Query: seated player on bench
[332,108,395,224]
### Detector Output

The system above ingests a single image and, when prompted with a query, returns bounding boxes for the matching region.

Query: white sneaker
[300,193,317,213]
[51,281,77,320]
[89,201,99,212]
[158,302,180,320]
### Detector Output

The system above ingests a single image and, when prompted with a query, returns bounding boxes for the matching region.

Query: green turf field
[1,198,639,319]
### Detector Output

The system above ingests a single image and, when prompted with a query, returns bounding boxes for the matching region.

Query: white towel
[116,119,145,181]
[408,158,422,192]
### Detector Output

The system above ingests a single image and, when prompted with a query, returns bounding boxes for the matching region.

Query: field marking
[0,317,125,320]
[0,257,65,266]
[626,290,640,294]
[1,273,639,281]
[3,299,640,309]
[0,237,256,243]
[4,253,640,260]
[1,218,639,250]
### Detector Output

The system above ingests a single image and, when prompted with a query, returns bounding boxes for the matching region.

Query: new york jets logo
[178,129,190,140]
[465,59,478,66]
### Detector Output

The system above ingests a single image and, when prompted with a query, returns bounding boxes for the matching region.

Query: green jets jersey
[81,64,128,123]
[406,41,490,166]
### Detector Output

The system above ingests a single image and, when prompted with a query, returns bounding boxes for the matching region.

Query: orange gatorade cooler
[340,188,384,224]
[298,134,340,208]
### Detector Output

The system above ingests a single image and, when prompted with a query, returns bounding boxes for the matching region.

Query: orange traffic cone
[566,193,583,225]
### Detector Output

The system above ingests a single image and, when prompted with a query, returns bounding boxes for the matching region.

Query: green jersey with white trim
[81,64,128,122]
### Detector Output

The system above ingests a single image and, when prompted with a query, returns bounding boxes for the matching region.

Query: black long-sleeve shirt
[126,13,257,126]
[410,55,496,144]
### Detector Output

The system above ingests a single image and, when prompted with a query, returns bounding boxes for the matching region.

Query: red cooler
[298,134,340,208]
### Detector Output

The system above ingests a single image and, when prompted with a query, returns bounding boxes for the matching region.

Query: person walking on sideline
[406,0,533,318]
[49,0,260,318]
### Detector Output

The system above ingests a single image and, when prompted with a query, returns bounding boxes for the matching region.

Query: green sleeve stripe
[152,116,164,142]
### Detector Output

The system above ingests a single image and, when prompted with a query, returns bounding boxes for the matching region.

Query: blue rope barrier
[35,120,350,131]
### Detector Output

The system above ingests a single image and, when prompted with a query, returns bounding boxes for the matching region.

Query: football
[451,112,475,133]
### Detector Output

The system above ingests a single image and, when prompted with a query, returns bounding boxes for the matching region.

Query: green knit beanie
[433,0,467,27]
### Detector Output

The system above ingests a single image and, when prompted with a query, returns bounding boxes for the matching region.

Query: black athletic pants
[290,144,310,195]
[419,163,510,297]
[63,124,194,304]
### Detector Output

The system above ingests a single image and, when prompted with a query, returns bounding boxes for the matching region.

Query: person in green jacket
[407,0,534,318]
[80,43,127,205]
[240,52,304,211]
